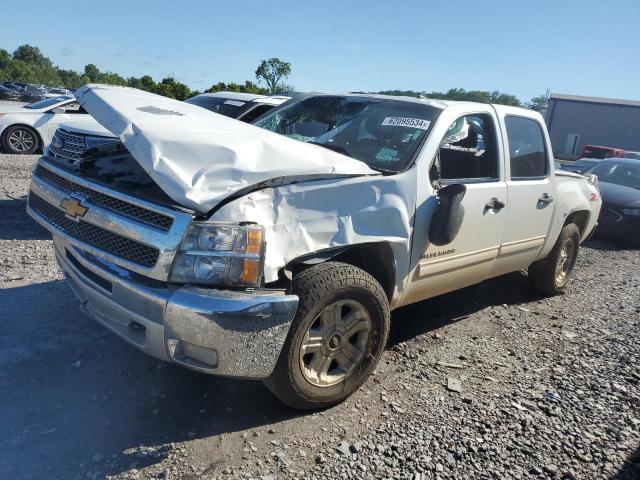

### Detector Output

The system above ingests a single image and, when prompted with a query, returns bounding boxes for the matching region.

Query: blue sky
[1,0,639,102]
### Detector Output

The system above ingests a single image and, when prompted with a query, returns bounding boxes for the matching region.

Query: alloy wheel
[299,299,372,387]
[555,237,576,285]
[7,128,35,153]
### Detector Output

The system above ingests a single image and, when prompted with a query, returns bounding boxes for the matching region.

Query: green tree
[83,63,101,82]
[100,71,127,86]
[255,58,291,93]
[12,45,52,67]
[528,89,550,112]
[138,75,157,92]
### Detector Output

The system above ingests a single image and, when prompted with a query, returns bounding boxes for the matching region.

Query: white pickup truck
[27,85,601,410]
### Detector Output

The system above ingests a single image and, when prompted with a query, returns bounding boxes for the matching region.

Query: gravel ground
[0,153,638,480]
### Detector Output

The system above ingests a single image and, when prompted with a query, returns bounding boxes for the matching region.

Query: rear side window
[505,116,548,179]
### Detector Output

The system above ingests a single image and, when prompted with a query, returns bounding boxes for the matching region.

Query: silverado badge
[60,197,88,220]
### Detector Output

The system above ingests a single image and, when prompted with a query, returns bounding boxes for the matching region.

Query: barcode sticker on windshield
[223,100,245,107]
[382,117,431,130]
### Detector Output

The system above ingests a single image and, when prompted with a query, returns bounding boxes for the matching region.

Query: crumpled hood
[75,84,377,212]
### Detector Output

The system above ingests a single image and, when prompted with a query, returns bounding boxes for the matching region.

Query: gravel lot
[0,153,638,480]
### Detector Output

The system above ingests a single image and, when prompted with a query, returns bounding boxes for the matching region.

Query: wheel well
[564,210,590,237]
[2,124,42,150]
[281,242,396,302]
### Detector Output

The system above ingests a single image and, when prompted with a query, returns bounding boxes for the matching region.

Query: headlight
[622,208,640,216]
[170,222,265,287]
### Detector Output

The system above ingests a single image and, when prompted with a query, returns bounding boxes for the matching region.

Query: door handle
[485,198,505,211]
[538,193,554,204]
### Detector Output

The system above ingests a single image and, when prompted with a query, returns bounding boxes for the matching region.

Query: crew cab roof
[344,92,539,117]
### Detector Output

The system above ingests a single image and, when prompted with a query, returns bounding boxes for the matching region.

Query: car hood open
[75,84,378,212]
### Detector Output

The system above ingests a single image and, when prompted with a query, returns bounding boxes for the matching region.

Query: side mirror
[428,183,467,246]
[51,107,65,114]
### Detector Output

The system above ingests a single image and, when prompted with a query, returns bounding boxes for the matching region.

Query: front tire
[2,125,39,154]
[528,223,580,296]
[264,262,390,410]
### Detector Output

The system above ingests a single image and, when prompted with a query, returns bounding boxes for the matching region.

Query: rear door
[490,107,556,277]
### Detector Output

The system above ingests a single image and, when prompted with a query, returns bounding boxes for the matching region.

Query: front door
[402,109,508,305]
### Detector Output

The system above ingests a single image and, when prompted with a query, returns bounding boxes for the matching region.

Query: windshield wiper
[368,165,398,175]
[309,142,352,158]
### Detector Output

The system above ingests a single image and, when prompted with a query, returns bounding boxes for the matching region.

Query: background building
[545,93,640,159]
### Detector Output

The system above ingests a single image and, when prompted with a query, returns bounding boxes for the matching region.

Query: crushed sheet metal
[213,171,418,299]
[75,84,378,212]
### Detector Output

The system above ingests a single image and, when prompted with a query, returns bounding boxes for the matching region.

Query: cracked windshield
[255,95,441,172]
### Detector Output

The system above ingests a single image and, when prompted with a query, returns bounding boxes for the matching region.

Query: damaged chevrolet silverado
[27,85,601,409]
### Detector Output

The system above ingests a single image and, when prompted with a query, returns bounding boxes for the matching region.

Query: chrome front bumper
[50,235,298,379]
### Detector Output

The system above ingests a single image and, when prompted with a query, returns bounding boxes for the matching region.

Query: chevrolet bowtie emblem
[60,197,88,220]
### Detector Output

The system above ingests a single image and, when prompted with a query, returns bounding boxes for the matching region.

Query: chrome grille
[599,207,622,223]
[29,192,160,268]
[49,129,87,162]
[34,165,174,230]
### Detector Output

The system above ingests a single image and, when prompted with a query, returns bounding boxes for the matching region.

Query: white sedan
[0,96,90,154]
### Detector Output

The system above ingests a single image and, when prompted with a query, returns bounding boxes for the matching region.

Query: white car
[0,96,90,154]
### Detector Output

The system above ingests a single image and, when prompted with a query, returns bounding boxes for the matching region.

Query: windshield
[185,95,248,118]
[587,162,640,190]
[254,95,441,172]
[25,96,70,109]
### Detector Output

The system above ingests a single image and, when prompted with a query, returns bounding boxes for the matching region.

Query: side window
[433,114,499,182]
[239,104,274,123]
[505,116,548,179]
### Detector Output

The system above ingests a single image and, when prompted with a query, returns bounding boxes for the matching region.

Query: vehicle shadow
[585,237,639,251]
[0,197,49,240]
[0,280,299,480]
[0,271,541,479]
[388,271,537,348]
[614,446,640,479]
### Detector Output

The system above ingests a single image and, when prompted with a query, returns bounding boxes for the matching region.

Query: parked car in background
[0,96,90,154]
[561,158,602,174]
[0,84,21,101]
[20,84,49,103]
[586,158,640,245]
[28,86,601,409]
[581,144,625,159]
[46,87,73,97]
[624,151,640,160]
[185,91,290,122]
[2,82,28,92]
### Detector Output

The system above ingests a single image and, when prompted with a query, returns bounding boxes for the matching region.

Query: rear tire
[528,223,580,296]
[264,262,390,410]
[2,125,39,154]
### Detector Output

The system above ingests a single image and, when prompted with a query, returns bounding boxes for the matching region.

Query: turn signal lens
[241,259,261,284]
